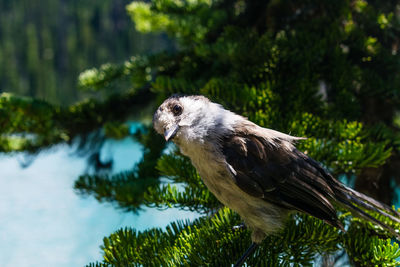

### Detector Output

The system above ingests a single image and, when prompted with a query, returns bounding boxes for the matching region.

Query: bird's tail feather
[332,182,400,239]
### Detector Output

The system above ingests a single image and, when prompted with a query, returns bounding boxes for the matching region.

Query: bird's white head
[153,95,236,144]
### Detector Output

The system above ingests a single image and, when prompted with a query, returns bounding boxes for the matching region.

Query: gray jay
[153,94,400,266]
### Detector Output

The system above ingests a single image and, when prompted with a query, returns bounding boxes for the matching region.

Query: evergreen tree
[2,0,400,266]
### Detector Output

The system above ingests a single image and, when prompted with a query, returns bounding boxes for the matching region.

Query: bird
[153,94,400,266]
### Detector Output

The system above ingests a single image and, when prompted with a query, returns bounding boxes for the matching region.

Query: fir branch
[74,128,166,212]
[0,87,155,153]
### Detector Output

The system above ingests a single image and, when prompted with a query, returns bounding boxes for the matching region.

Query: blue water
[0,135,199,266]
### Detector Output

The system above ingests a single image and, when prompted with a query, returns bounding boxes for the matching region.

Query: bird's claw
[232,223,247,232]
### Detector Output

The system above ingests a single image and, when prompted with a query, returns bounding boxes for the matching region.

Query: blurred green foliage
[2,0,400,266]
[0,0,170,105]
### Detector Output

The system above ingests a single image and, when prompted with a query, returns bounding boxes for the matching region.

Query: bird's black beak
[164,124,179,141]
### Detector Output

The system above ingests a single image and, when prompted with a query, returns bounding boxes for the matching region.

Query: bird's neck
[175,108,243,157]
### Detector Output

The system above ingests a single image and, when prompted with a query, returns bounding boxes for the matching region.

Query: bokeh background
[0,1,195,266]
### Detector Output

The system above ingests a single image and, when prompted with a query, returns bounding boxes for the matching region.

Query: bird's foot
[232,223,247,232]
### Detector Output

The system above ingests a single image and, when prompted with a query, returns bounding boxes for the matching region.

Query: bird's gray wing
[222,133,342,228]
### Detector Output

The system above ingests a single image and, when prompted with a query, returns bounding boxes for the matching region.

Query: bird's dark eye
[172,104,182,116]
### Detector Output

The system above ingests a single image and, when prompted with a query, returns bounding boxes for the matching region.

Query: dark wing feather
[222,133,343,229]
[223,126,400,238]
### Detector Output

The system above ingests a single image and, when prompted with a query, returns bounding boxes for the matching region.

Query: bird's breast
[176,139,288,238]
[177,139,235,196]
